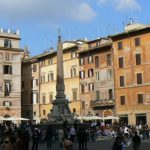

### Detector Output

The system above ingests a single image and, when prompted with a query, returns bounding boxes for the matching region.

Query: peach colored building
[110,23,150,125]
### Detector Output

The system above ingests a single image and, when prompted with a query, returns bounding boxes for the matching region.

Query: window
[73,108,76,113]
[81,84,85,93]
[88,56,93,64]
[49,94,53,104]
[43,110,46,116]
[3,65,12,74]
[71,51,76,58]
[135,37,140,46]
[34,112,36,116]
[4,39,12,48]
[118,41,123,50]
[42,95,46,104]
[88,83,94,91]
[107,69,112,80]
[79,58,84,66]
[50,73,54,81]
[138,94,143,104]
[120,76,125,87]
[33,93,38,104]
[71,67,76,77]
[5,52,10,61]
[72,89,77,101]
[137,73,142,84]
[120,96,125,105]
[32,64,37,72]
[108,89,113,99]
[88,69,93,77]
[119,57,124,68]
[107,54,111,66]
[96,91,100,100]
[4,81,11,96]
[49,58,53,65]
[95,72,100,81]
[32,79,38,87]
[136,54,141,65]
[95,56,99,68]
[79,70,85,79]
[82,101,85,109]
[96,42,100,46]
[3,101,12,107]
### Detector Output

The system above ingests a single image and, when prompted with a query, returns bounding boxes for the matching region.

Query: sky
[0,0,149,56]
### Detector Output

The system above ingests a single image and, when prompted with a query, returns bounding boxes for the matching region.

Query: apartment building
[22,41,81,122]
[78,38,115,116]
[0,28,24,118]
[110,23,150,125]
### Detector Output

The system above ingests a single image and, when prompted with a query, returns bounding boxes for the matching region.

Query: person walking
[132,131,141,150]
[32,128,40,150]
[58,128,64,147]
[69,126,76,142]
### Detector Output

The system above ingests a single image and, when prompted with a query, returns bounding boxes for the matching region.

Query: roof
[78,42,112,54]
[22,44,78,63]
[87,38,108,44]
[109,24,150,39]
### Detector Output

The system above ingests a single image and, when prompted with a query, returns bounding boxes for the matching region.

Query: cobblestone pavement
[0,137,150,150]
[33,138,150,150]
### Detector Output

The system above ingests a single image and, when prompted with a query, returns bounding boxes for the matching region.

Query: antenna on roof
[130,18,134,25]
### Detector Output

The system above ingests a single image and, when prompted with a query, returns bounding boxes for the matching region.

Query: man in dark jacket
[132,131,141,150]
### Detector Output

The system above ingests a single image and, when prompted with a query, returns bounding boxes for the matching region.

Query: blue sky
[0,0,149,56]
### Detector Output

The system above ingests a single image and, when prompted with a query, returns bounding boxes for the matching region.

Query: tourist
[132,131,141,150]
[1,135,16,150]
[77,126,87,150]
[58,127,64,147]
[63,139,73,150]
[69,126,76,142]
[32,128,40,150]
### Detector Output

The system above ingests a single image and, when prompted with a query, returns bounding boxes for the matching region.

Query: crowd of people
[0,120,149,150]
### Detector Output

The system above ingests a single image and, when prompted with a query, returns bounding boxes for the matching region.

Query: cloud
[98,0,141,11]
[0,0,96,23]
[115,0,141,10]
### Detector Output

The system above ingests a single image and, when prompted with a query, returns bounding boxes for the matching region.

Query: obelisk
[48,33,73,124]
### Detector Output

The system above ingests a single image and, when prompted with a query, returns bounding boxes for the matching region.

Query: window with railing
[79,57,84,66]
[3,101,12,107]
[79,70,85,79]
[4,81,11,96]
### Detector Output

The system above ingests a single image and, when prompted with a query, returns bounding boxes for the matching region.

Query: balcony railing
[93,99,115,108]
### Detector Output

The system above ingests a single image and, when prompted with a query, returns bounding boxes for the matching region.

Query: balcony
[93,99,115,109]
